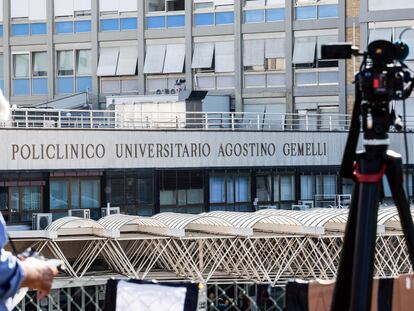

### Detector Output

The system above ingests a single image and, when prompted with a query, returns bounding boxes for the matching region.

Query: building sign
[0,129,411,170]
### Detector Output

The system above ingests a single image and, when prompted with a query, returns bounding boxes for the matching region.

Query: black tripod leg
[386,152,414,266]
[349,180,380,311]
[330,181,360,311]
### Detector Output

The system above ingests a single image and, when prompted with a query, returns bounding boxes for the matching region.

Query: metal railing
[0,108,356,131]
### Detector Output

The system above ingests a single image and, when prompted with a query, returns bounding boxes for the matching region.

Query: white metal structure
[9,208,414,286]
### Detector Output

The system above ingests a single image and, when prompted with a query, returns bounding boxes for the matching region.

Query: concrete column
[137,0,145,94]
[338,0,347,114]
[47,0,54,100]
[184,0,193,91]
[3,0,10,99]
[234,1,243,112]
[91,0,99,104]
[285,0,294,113]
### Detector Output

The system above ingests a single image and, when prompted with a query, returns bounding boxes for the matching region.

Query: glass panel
[177,189,186,205]
[315,175,323,195]
[245,74,266,87]
[120,17,138,30]
[10,187,19,222]
[0,188,7,210]
[274,176,279,201]
[75,20,92,33]
[167,15,185,28]
[319,71,338,84]
[342,178,354,195]
[76,76,92,93]
[235,175,250,202]
[166,0,184,11]
[58,51,74,76]
[215,12,234,25]
[147,16,166,28]
[256,175,271,201]
[57,77,74,94]
[295,6,317,20]
[50,180,68,210]
[188,189,203,204]
[137,177,153,204]
[160,190,175,205]
[32,78,48,95]
[81,179,100,208]
[194,13,214,26]
[21,187,41,212]
[71,179,79,209]
[216,76,235,88]
[300,175,314,200]
[121,79,139,92]
[209,176,225,203]
[267,73,285,86]
[108,176,124,205]
[55,21,74,34]
[0,25,3,36]
[101,79,121,93]
[77,50,92,75]
[244,10,265,23]
[31,23,47,35]
[318,4,338,18]
[11,24,30,36]
[196,76,215,89]
[280,175,295,201]
[148,0,165,12]
[266,8,284,21]
[13,79,30,96]
[14,54,30,78]
[227,176,234,203]
[33,52,48,77]
[100,18,119,31]
[323,175,336,196]
[296,72,317,85]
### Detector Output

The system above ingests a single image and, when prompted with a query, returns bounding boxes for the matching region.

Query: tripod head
[322,40,414,178]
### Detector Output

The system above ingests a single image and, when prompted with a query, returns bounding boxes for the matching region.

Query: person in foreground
[0,213,58,310]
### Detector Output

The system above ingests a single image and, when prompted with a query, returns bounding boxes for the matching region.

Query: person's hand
[19,257,59,300]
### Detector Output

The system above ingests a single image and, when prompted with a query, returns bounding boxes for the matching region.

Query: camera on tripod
[321,40,414,102]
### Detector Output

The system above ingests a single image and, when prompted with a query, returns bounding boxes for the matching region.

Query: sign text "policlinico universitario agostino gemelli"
[10,141,328,161]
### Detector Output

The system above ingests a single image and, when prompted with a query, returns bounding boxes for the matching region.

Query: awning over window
[292,37,316,64]
[265,38,285,58]
[29,0,47,20]
[215,41,234,73]
[317,35,338,59]
[54,0,74,16]
[243,40,265,66]
[192,42,215,69]
[119,0,137,12]
[97,48,119,76]
[214,0,234,5]
[143,45,166,74]
[99,0,118,12]
[163,44,185,73]
[74,0,91,11]
[116,46,138,76]
[11,0,29,18]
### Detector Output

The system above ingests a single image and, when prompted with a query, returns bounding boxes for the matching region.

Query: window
[243,0,285,24]
[9,187,42,223]
[50,178,100,220]
[300,174,337,207]
[295,1,338,20]
[54,0,92,34]
[13,52,48,96]
[57,50,92,94]
[146,0,185,29]
[209,172,251,212]
[160,170,204,214]
[11,0,47,36]
[193,0,234,27]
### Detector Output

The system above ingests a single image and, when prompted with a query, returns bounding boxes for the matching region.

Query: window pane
[120,17,138,30]
[194,13,214,26]
[14,54,30,78]
[76,76,92,93]
[209,176,225,203]
[188,189,203,204]
[256,175,271,201]
[227,176,234,203]
[58,51,74,76]
[33,52,48,77]
[0,188,7,210]
[77,50,92,75]
[0,25,3,37]
[55,21,74,34]
[235,175,249,202]
[147,16,166,28]
[21,187,41,212]
[57,77,74,94]
[50,180,68,210]
[300,175,314,200]
[280,175,295,200]
[31,23,47,35]
[323,175,336,196]
[11,24,30,36]
[10,187,19,222]
[244,10,265,23]
[216,12,234,24]
[71,179,79,209]
[318,4,338,18]
[148,0,165,12]
[266,8,284,21]
[75,20,92,33]
[167,15,185,28]
[100,18,119,31]
[160,190,175,205]
[295,6,317,20]
[13,79,30,96]
[273,176,279,201]
[32,78,48,95]
[81,179,100,208]
[137,177,153,204]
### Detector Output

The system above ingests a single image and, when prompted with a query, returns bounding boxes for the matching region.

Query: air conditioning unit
[32,213,53,230]
[68,209,91,219]
[101,206,121,217]
[156,89,162,95]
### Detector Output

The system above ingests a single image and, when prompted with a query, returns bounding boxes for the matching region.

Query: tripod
[330,79,414,310]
